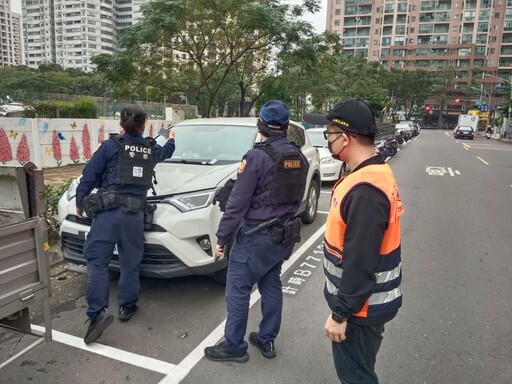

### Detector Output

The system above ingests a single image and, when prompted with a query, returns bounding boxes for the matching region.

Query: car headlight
[320,156,336,165]
[162,188,217,212]
[66,178,80,200]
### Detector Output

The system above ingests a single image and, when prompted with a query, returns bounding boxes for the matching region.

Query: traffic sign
[475,100,487,105]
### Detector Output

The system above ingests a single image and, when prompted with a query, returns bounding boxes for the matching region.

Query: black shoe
[249,332,276,358]
[84,309,114,344]
[204,341,249,363]
[118,306,138,321]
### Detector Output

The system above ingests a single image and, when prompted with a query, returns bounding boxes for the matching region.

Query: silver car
[58,117,321,284]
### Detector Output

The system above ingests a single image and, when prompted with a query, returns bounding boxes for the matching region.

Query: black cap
[303,98,378,137]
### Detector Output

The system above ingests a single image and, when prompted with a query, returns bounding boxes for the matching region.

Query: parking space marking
[31,325,188,383]
[31,226,328,384]
[175,224,326,380]
[477,156,489,165]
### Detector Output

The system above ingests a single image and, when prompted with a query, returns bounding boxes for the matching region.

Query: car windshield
[306,130,327,148]
[459,127,472,132]
[155,124,257,164]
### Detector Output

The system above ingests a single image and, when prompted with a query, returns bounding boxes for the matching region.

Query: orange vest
[323,163,403,319]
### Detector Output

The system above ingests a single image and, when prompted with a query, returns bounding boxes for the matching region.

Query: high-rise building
[325,0,512,100]
[22,0,149,72]
[0,0,22,67]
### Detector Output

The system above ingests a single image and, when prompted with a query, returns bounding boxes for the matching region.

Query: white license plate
[83,232,118,254]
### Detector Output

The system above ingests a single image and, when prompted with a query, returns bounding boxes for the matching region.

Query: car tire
[301,179,319,224]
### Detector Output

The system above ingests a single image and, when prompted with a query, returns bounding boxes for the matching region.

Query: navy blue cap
[258,100,290,130]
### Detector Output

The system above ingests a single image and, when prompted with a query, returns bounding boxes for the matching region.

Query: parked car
[454,125,475,140]
[395,122,414,140]
[305,128,346,182]
[0,102,28,117]
[57,118,321,284]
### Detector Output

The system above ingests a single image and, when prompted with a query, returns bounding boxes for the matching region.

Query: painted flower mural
[0,128,13,164]
[16,133,31,165]
[52,129,62,166]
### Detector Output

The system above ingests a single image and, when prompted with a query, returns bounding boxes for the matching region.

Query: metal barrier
[0,164,52,369]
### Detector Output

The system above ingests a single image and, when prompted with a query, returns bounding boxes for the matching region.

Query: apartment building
[0,0,22,66]
[22,0,148,72]
[326,0,512,119]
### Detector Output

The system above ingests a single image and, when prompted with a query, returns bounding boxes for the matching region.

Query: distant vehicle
[305,128,346,182]
[395,122,414,140]
[0,102,30,117]
[457,114,479,132]
[454,126,475,140]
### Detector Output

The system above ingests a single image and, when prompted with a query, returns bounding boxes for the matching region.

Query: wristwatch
[331,312,349,324]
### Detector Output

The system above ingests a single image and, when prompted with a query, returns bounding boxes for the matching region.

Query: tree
[432,65,457,128]
[93,0,319,117]
[384,68,434,119]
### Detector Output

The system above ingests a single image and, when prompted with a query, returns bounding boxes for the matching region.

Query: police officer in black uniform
[204,100,309,362]
[76,105,176,344]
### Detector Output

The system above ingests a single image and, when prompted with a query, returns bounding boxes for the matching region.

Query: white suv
[57,117,321,284]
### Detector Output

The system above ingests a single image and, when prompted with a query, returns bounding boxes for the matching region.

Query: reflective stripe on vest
[323,163,403,319]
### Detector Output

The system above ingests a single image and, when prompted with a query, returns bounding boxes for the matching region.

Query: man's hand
[168,128,176,139]
[76,207,84,218]
[214,244,225,261]
[325,314,348,343]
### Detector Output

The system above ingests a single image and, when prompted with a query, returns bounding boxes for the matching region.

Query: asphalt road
[1,130,511,384]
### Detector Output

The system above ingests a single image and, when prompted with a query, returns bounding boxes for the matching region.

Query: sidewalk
[42,164,85,187]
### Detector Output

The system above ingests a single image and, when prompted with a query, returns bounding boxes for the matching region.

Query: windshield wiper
[166,159,216,165]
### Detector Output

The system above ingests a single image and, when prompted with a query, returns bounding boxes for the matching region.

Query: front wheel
[301,180,319,224]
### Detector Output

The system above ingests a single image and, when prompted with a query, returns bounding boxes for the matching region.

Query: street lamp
[484,73,512,137]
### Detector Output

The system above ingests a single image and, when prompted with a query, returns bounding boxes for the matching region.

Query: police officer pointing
[204,100,309,363]
[76,105,176,344]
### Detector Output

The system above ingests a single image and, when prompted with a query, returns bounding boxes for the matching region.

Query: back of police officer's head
[257,100,290,138]
[120,105,147,135]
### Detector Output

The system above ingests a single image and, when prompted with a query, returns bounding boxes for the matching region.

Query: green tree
[93,0,319,117]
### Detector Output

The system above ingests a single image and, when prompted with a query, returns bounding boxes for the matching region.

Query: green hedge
[26,97,97,118]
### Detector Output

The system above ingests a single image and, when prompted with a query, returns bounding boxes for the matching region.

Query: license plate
[83,231,118,255]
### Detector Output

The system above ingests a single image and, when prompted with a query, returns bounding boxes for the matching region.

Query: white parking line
[175,224,326,381]
[32,225,327,384]
[30,325,188,383]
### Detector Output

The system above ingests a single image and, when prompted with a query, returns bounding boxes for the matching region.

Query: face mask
[328,134,346,160]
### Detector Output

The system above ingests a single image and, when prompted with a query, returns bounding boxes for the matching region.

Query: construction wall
[0,117,170,168]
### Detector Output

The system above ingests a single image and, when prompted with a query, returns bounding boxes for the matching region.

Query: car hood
[152,162,238,195]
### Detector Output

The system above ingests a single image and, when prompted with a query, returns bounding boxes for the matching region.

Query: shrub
[44,178,74,245]
[25,97,97,118]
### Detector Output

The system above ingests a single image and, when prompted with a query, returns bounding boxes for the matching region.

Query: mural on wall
[0,128,13,164]
[82,123,92,161]
[16,133,31,165]
[98,121,105,143]
[0,118,170,168]
[52,129,63,166]
[70,136,80,164]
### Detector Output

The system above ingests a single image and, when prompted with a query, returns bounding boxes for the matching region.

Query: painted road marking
[477,156,489,165]
[34,225,328,383]
[426,166,461,176]
[462,143,470,150]
[31,325,188,384]
[175,224,326,381]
